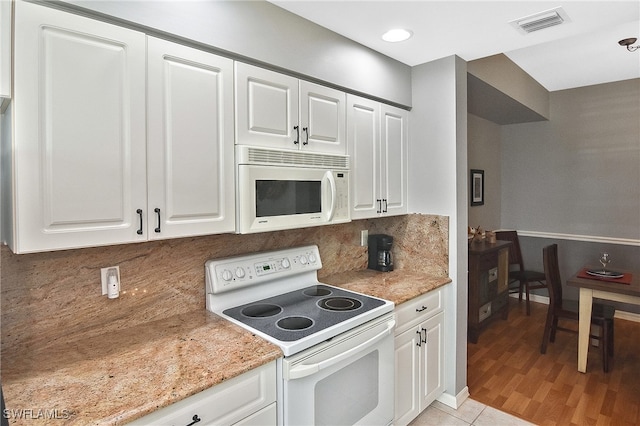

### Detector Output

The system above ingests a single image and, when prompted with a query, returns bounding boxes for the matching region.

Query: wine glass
[599,252,611,273]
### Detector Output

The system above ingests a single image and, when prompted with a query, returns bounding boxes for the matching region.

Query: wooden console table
[468,240,511,343]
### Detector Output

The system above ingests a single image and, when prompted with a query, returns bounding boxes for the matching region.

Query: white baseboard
[509,293,640,322]
[436,386,470,409]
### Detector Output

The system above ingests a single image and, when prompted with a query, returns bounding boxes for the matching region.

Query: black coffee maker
[368,234,394,272]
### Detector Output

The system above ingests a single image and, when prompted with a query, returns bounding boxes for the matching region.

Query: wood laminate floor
[467,299,640,426]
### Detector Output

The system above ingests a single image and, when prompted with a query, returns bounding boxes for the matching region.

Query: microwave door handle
[323,171,337,221]
[285,319,396,380]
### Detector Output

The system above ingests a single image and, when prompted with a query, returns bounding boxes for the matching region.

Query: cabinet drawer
[395,288,443,334]
[478,253,498,272]
[129,361,276,425]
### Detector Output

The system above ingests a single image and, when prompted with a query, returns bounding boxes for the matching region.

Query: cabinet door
[11,1,147,253]
[347,94,380,219]
[235,62,299,150]
[147,37,235,239]
[419,312,444,409]
[299,81,346,155]
[380,104,408,216]
[394,328,421,426]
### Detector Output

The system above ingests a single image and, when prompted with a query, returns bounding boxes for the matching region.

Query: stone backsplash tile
[0,214,448,354]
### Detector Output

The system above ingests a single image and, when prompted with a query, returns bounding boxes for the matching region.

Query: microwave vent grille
[246,147,349,169]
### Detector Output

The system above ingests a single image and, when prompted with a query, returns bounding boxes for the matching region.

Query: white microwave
[236,146,350,234]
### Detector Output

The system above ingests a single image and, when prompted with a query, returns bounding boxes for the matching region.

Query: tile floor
[409,398,534,426]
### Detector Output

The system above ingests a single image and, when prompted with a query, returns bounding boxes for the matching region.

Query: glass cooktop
[222,284,386,342]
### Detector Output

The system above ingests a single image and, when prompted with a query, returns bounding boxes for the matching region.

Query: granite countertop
[322,269,451,306]
[1,311,282,425]
[1,270,450,425]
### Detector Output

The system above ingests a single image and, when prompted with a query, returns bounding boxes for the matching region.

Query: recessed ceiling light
[382,29,413,43]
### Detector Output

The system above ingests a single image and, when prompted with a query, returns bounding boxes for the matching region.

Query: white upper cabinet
[235,62,346,155]
[9,1,147,253]
[348,94,408,220]
[347,96,380,219]
[147,37,235,239]
[6,1,236,253]
[299,80,346,154]
[380,104,409,216]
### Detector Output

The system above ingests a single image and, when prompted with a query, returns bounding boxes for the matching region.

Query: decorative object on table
[486,231,497,244]
[577,268,632,284]
[469,226,484,243]
[540,244,614,372]
[599,252,611,273]
[470,169,484,206]
[494,230,546,316]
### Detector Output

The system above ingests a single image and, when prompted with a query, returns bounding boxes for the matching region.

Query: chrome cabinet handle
[136,209,143,235]
[302,127,309,145]
[154,208,161,233]
[293,125,300,145]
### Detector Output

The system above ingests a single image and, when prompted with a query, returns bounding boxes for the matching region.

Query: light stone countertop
[1,311,282,425]
[1,270,450,425]
[322,269,452,307]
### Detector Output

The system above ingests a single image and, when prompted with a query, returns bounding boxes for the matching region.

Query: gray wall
[51,0,412,108]
[467,114,501,230]
[467,78,640,310]
[501,80,640,240]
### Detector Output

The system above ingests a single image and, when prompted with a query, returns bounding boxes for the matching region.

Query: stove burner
[318,297,362,312]
[277,316,314,331]
[242,303,282,318]
[303,286,332,297]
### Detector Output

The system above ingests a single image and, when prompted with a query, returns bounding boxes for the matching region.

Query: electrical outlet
[360,230,368,246]
[101,266,121,298]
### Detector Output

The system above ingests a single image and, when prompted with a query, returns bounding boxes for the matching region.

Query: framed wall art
[470,169,484,206]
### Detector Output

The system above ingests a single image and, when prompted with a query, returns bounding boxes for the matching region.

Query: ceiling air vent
[510,7,570,34]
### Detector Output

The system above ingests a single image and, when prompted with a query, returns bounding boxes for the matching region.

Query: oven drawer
[395,287,443,335]
[129,361,276,426]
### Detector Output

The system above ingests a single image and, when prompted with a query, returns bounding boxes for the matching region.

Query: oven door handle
[286,319,395,380]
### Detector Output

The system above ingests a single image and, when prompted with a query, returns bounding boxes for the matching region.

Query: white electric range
[205,245,395,425]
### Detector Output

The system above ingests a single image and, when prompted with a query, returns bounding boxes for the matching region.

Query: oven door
[280,313,395,426]
[237,164,349,234]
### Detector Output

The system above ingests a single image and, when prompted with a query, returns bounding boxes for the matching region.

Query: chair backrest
[542,244,564,310]
[495,230,525,271]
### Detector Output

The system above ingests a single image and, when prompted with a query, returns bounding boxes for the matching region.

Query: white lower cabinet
[394,288,445,426]
[129,361,277,426]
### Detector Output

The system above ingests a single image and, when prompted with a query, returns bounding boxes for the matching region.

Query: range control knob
[308,253,317,263]
[235,267,245,279]
[221,269,233,281]
[299,255,308,265]
[281,258,291,269]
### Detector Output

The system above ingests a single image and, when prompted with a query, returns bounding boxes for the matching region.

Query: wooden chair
[495,230,546,315]
[540,244,615,372]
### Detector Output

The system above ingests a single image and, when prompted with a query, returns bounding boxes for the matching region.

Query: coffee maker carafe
[368,234,394,272]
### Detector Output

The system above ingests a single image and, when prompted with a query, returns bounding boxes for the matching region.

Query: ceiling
[268,1,640,92]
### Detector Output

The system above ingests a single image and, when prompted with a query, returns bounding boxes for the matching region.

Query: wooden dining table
[567,266,640,373]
